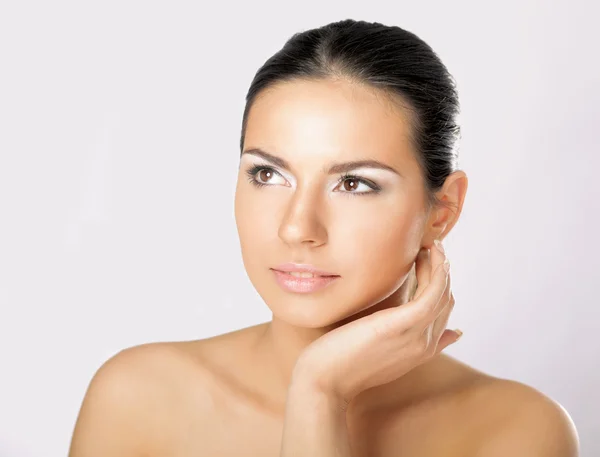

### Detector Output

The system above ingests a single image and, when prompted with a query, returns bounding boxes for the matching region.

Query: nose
[278,188,328,248]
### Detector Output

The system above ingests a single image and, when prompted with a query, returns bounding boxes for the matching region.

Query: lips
[273,262,339,277]
[279,271,337,278]
[272,269,340,293]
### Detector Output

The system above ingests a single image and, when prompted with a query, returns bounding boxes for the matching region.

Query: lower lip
[272,269,340,293]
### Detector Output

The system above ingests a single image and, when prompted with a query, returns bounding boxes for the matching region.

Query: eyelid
[339,172,381,191]
[247,164,287,184]
[247,158,379,178]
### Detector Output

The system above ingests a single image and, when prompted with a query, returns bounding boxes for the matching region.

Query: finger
[413,248,431,301]
[422,272,454,355]
[422,240,449,316]
[431,291,455,351]
[422,264,451,338]
[403,256,449,326]
[421,268,452,348]
[432,269,452,326]
[431,239,448,280]
[383,241,448,333]
[421,302,453,356]
[414,240,447,301]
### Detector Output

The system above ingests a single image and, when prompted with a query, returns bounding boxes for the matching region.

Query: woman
[69,19,579,456]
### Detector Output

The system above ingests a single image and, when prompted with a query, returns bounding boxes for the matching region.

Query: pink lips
[271,263,340,294]
[273,263,338,276]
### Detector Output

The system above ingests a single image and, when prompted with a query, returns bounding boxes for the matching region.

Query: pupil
[344,179,356,191]
[259,170,271,182]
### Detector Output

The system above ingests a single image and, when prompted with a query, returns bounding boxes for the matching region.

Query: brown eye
[246,165,286,188]
[342,178,359,192]
[257,169,274,183]
[335,174,381,196]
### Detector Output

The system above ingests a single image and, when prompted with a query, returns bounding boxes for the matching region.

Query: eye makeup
[244,164,382,197]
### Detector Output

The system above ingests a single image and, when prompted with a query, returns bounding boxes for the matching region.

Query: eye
[245,165,286,188]
[244,165,381,196]
[335,173,381,196]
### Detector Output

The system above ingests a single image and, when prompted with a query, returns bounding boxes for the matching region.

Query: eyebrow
[241,148,402,177]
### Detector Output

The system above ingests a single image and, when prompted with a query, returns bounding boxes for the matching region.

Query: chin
[259,289,382,331]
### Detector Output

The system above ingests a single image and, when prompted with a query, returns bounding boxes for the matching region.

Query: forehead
[244,78,418,169]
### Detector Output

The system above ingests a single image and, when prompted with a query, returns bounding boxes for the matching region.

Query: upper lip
[273,263,339,276]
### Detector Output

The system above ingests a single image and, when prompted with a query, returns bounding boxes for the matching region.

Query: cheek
[333,207,421,279]
[354,224,406,275]
[327,216,419,311]
[234,190,278,263]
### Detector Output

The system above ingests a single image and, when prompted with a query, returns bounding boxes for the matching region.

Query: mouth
[271,269,340,293]
[273,270,339,278]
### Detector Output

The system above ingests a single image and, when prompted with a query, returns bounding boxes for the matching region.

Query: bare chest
[161,397,480,457]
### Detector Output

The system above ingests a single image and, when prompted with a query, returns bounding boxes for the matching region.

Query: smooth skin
[290,240,458,409]
[68,78,579,456]
[280,240,458,456]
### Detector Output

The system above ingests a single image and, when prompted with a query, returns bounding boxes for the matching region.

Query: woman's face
[235,78,433,328]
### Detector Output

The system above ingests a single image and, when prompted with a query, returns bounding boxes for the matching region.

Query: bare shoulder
[371,356,579,457]
[464,375,580,457]
[69,340,216,457]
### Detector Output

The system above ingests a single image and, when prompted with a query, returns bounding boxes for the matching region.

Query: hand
[291,240,461,408]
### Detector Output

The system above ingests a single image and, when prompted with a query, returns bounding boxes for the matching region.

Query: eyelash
[244,165,382,196]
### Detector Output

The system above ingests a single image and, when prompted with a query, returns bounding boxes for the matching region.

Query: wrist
[280,377,353,457]
[287,373,350,415]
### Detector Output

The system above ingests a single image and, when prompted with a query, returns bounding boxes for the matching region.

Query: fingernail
[434,239,445,254]
[454,329,463,341]
[443,260,450,273]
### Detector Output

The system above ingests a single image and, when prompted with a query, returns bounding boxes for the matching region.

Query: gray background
[0,1,598,456]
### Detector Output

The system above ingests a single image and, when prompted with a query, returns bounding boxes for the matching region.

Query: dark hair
[239,18,462,213]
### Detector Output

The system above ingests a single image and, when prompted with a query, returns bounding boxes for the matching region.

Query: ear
[422,170,468,246]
